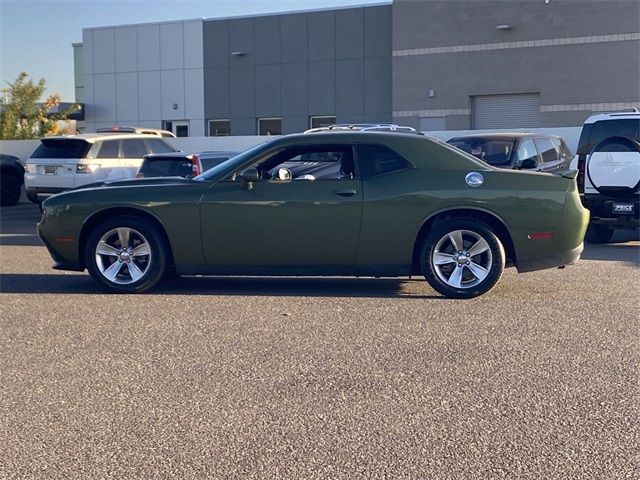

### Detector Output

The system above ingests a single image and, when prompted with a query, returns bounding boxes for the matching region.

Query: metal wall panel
[92,29,115,74]
[136,24,160,71]
[116,72,138,121]
[160,22,184,70]
[114,27,137,73]
[472,93,541,129]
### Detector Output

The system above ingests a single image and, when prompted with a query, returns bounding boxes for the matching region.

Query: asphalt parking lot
[1,202,638,479]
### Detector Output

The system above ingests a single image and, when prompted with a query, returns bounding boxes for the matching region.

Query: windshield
[448,138,516,166]
[194,139,274,181]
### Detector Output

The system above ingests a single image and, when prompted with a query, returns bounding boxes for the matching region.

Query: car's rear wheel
[585,224,614,244]
[85,216,168,293]
[0,173,21,206]
[420,218,505,298]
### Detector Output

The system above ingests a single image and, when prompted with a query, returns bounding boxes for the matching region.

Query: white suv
[25,133,177,203]
[573,111,640,242]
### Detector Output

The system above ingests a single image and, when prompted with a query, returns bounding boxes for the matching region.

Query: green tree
[0,71,75,139]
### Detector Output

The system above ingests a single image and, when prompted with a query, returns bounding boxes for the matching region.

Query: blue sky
[0,0,383,101]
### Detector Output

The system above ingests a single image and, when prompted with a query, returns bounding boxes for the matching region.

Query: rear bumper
[582,194,639,229]
[516,243,583,273]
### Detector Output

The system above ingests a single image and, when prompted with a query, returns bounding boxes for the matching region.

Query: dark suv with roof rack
[447,133,573,174]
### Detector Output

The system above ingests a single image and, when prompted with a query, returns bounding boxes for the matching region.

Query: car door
[199,144,363,270]
[534,137,563,173]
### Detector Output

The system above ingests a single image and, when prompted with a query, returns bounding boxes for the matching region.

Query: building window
[310,116,336,129]
[258,118,282,136]
[208,119,230,136]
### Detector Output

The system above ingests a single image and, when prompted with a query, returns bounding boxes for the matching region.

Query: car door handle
[335,189,356,197]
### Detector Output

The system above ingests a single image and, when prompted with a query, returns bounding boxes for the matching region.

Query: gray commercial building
[77,0,639,136]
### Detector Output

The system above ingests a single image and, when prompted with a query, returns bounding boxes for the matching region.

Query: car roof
[583,111,640,124]
[447,132,562,141]
[42,133,166,143]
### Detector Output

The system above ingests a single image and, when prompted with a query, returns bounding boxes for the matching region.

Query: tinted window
[121,139,148,158]
[96,140,120,158]
[208,120,230,136]
[534,138,558,163]
[146,138,175,154]
[580,119,640,155]
[140,157,193,177]
[200,156,230,172]
[447,138,515,166]
[259,145,354,180]
[258,118,282,136]
[357,144,413,178]
[514,139,539,166]
[31,139,91,159]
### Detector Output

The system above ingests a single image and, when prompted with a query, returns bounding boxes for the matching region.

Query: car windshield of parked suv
[31,139,92,159]
[200,156,233,172]
[448,138,516,166]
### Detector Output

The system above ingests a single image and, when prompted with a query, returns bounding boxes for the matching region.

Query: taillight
[191,155,201,176]
[577,155,586,193]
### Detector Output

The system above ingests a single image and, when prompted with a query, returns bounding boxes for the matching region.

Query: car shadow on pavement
[0,273,441,299]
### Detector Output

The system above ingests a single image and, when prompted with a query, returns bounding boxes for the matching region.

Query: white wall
[83,20,204,134]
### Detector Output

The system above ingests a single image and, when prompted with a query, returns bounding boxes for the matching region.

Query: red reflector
[55,237,76,243]
[528,232,555,240]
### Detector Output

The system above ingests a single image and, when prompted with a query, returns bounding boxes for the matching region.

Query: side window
[514,139,540,166]
[356,144,412,178]
[534,138,558,163]
[247,145,355,181]
[146,138,175,154]
[121,139,149,158]
[96,140,120,158]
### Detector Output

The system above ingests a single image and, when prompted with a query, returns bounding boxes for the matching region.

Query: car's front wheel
[420,218,505,298]
[85,216,168,293]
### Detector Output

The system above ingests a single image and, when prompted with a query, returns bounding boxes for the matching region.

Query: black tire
[0,173,21,206]
[84,215,169,293]
[585,224,614,244]
[420,218,505,299]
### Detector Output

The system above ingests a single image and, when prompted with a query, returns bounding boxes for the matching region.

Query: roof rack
[304,123,422,134]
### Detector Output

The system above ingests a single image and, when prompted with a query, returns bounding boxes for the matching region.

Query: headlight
[76,164,101,173]
[25,164,36,173]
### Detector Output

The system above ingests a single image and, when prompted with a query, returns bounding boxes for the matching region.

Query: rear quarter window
[146,138,176,154]
[96,140,121,158]
[31,139,91,159]
[356,144,413,178]
[121,139,149,158]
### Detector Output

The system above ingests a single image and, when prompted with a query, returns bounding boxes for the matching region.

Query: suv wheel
[420,218,505,298]
[585,224,614,244]
[85,216,168,293]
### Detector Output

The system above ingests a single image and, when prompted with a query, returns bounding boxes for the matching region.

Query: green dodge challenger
[38,132,589,298]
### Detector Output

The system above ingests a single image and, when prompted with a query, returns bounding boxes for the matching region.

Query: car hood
[69,176,200,192]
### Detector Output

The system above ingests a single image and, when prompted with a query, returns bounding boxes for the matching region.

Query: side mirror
[518,158,538,170]
[239,167,259,182]
[277,168,292,181]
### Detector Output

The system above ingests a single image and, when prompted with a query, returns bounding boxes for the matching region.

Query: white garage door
[472,93,541,129]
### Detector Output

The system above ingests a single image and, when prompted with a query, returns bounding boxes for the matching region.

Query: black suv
[447,133,573,174]
[1,153,25,206]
